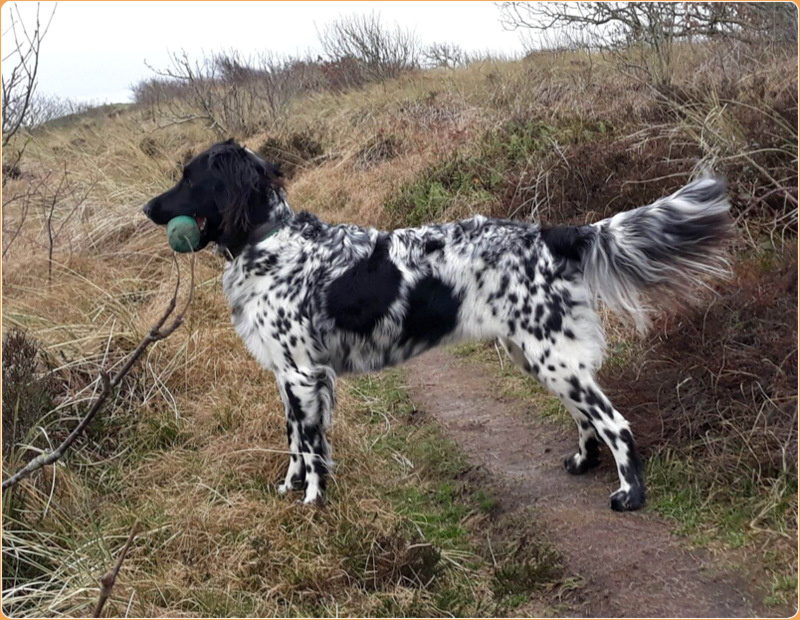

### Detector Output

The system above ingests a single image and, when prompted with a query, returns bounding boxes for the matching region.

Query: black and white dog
[143,139,731,510]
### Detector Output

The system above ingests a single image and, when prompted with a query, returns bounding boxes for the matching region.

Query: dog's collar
[217,218,290,262]
[252,220,286,245]
[249,218,288,245]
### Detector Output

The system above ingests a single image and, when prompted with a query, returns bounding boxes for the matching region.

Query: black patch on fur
[424,237,445,253]
[285,383,304,422]
[326,235,402,335]
[567,375,583,403]
[565,436,601,475]
[540,225,594,263]
[290,470,306,488]
[400,275,461,347]
[603,428,618,449]
[584,436,600,461]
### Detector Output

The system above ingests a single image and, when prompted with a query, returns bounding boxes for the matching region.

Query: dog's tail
[543,177,733,331]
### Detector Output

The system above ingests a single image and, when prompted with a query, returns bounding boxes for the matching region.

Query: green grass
[646,448,798,609]
[647,449,797,546]
[350,370,485,551]
[384,153,499,226]
[764,573,799,609]
[382,121,548,226]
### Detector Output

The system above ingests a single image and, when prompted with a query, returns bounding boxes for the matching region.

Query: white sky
[2,1,527,103]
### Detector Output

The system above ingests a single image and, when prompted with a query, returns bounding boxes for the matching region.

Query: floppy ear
[213,148,262,238]
[211,146,286,254]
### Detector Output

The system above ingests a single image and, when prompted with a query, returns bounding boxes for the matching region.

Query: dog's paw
[300,483,325,506]
[564,452,600,475]
[300,494,324,507]
[277,474,305,495]
[609,486,646,511]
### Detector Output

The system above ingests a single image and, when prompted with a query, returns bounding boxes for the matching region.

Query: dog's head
[143,139,286,256]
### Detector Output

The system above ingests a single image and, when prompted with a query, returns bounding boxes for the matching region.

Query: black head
[142,139,288,256]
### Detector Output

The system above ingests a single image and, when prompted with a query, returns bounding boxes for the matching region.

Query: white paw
[302,485,321,505]
[277,483,290,495]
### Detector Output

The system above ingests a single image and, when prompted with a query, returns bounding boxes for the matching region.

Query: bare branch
[497,2,798,85]
[139,49,313,135]
[93,519,140,618]
[2,2,58,145]
[423,42,467,69]
[317,12,420,83]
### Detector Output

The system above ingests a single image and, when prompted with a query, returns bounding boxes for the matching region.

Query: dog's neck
[218,193,295,260]
[247,216,290,246]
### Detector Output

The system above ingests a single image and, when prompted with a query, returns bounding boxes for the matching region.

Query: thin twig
[93,519,140,618]
[1,256,195,491]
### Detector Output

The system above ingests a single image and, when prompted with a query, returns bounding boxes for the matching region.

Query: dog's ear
[213,146,284,241]
[214,148,260,237]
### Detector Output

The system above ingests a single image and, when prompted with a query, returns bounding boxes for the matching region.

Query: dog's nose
[143,201,154,218]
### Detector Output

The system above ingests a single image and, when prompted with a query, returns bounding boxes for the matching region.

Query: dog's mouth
[195,216,208,233]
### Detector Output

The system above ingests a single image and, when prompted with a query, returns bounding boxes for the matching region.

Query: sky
[1,1,528,103]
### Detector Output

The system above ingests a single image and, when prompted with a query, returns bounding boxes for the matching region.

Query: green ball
[166,216,201,253]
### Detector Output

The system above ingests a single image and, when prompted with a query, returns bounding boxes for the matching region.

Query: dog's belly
[322,316,465,375]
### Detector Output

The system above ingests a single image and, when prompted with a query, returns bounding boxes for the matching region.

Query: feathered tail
[575,177,733,330]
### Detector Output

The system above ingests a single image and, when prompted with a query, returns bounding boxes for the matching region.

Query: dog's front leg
[276,379,306,495]
[276,368,335,505]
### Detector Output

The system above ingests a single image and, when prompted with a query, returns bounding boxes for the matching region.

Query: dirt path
[405,348,771,618]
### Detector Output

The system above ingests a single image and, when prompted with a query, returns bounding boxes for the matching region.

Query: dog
[143,139,731,509]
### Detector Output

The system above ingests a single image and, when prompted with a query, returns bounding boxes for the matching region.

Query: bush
[256,132,324,178]
[423,42,468,69]
[318,12,421,83]
[384,120,570,226]
[139,50,320,136]
[355,131,403,169]
[1,329,59,463]
[499,2,799,86]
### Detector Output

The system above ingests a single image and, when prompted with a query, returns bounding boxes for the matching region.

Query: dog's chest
[222,262,282,371]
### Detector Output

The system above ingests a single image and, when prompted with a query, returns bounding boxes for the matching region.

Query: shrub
[384,119,569,226]
[354,131,403,169]
[1,329,59,463]
[318,12,421,83]
[256,132,324,178]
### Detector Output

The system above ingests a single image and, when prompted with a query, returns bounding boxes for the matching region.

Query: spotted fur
[143,140,732,509]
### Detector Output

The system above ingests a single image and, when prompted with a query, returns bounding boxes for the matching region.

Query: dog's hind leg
[501,336,644,511]
[500,337,599,474]
[564,414,601,475]
[547,365,645,511]
[277,367,336,505]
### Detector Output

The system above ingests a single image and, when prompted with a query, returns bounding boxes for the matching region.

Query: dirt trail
[405,348,772,618]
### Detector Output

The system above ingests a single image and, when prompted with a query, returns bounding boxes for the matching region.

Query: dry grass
[2,40,797,616]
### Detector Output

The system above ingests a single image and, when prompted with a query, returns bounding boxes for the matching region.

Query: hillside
[2,43,797,617]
